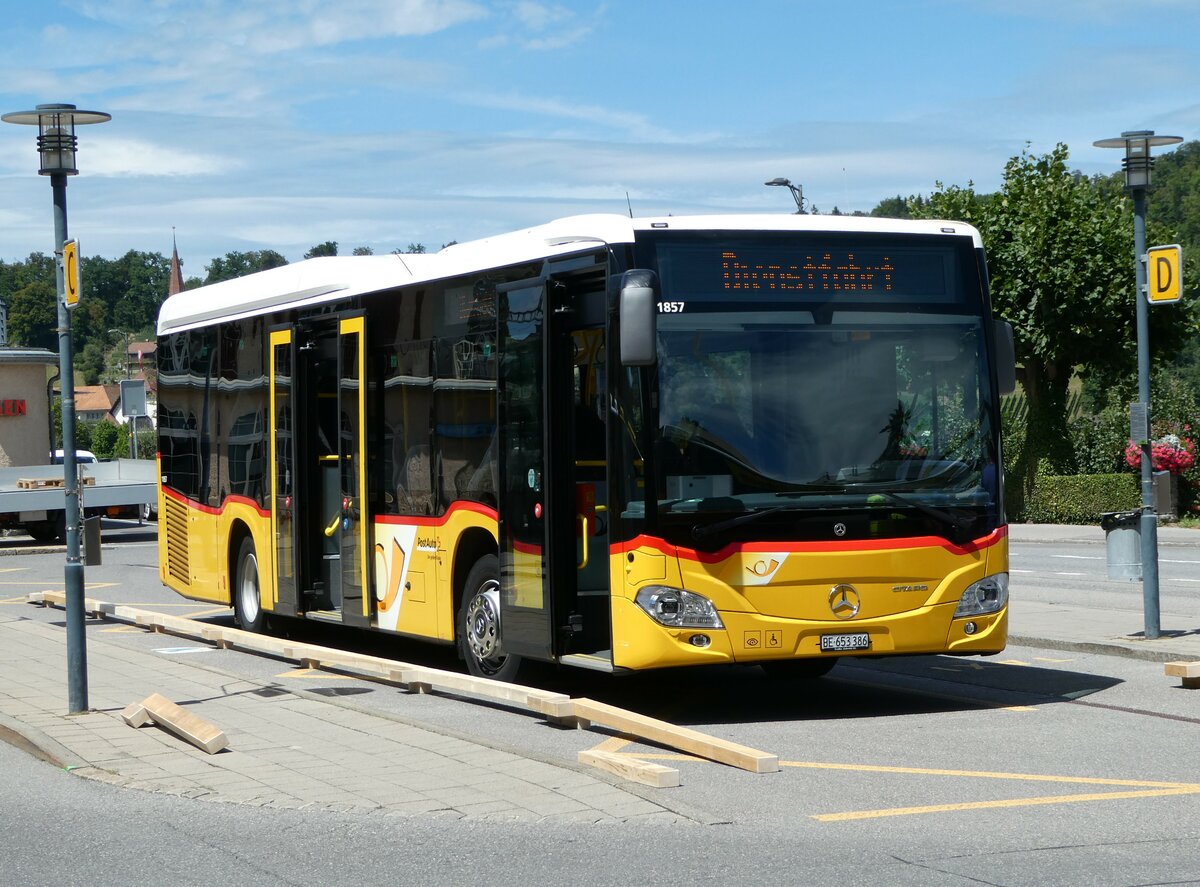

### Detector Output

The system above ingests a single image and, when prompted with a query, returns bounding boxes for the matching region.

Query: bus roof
[157,213,982,335]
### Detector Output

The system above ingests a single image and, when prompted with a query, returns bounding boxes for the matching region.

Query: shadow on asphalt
[181,612,1120,729]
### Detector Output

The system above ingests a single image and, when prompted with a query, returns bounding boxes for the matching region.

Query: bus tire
[457,554,521,682]
[760,657,838,680]
[233,536,266,633]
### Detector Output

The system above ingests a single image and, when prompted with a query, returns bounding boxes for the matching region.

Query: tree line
[0,240,430,386]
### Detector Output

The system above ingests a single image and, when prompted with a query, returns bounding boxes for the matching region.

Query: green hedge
[1019,473,1139,525]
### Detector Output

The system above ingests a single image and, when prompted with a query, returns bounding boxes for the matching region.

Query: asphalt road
[3,522,1199,886]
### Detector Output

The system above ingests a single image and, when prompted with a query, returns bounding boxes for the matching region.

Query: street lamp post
[3,103,111,713]
[1093,130,1183,641]
[764,177,806,213]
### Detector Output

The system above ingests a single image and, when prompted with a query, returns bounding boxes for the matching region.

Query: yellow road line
[784,760,1200,789]
[814,787,1200,822]
[186,607,232,618]
[277,668,355,680]
[589,736,632,754]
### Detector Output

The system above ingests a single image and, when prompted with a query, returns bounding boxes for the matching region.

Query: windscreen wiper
[691,504,793,541]
[842,484,968,533]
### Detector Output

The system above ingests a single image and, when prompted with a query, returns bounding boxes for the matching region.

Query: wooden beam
[120,701,151,728]
[1165,660,1200,689]
[137,692,228,754]
[578,749,680,788]
[570,697,779,774]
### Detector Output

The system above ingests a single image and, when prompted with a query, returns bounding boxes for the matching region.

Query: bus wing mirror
[994,320,1016,395]
[619,270,659,366]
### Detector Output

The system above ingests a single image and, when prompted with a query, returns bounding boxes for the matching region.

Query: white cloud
[85,138,238,177]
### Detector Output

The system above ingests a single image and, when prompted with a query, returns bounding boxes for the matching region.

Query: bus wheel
[458,554,521,682]
[233,536,266,633]
[760,658,838,680]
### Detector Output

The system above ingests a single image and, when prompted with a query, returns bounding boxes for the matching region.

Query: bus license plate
[820,632,870,652]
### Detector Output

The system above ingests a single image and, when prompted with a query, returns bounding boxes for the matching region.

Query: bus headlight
[635,586,724,629]
[954,573,1009,618]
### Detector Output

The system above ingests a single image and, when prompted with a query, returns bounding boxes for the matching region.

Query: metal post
[52,173,89,710]
[1132,187,1160,639]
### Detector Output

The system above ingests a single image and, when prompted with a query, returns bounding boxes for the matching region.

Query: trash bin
[83,515,102,566]
[1100,510,1140,581]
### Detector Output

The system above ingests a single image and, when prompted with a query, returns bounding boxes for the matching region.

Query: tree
[912,144,1198,509]
[870,195,913,219]
[351,246,374,256]
[204,250,288,284]
[7,280,58,350]
[304,241,338,258]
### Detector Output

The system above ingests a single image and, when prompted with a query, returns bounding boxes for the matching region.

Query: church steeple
[168,228,185,296]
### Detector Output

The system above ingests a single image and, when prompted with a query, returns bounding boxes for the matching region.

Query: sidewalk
[1007,522,1200,662]
[0,609,690,824]
[1,523,1196,816]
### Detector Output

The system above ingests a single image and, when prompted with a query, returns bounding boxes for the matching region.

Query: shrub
[1020,473,1139,525]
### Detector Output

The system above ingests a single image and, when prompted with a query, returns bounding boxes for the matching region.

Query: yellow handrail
[577,515,590,570]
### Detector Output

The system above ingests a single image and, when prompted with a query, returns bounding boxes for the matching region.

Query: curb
[1008,634,1192,664]
[0,710,90,771]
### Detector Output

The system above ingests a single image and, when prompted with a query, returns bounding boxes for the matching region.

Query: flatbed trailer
[0,459,157,542]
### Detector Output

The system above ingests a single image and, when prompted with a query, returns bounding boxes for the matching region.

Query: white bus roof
[157,213,982,335]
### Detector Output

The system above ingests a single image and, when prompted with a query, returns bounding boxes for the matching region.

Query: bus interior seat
[399,445,433,515]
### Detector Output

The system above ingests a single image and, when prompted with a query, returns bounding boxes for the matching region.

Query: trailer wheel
[25,520,59,544]
[457,554,521,682]
[233,536,266,633]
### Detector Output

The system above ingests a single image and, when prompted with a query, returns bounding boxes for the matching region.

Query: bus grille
[164,497,190,585]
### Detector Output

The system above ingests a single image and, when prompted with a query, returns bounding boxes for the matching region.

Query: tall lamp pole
[1093,130,1182,640]
[764,177,806,213]
[3,103,111,712]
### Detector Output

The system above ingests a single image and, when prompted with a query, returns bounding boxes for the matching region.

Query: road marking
[1051,555,1101,560]
[277,668,355,680]
[1053,572,1086,577]
[153,646,213,655]
[186,606,232,618]
[1010,569,1034,574]
[785,761,1200,789]
[996,659,1029,666]
[99,626,142,633]
[800,762,1200,821]
[1033,657,1073,663]
[0,595,31,604]
[813,787,1200,821]
[590,736,633,754]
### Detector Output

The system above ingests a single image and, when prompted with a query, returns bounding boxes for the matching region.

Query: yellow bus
[156,214,1015,680]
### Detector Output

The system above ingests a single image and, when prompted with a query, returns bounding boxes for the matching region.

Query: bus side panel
[158,490,272,609]
[373,502,498,642]
[610,532,1008,671]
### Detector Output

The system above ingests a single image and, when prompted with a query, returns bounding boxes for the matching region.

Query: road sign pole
[1132,187,1161,639]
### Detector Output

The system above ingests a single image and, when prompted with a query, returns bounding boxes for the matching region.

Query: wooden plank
[120,701,151,728]
[578,749,680,788]
[1165,660,1200,688]
[570,697,779,774]
[139,692,228,754]
[1164,660,1200,678]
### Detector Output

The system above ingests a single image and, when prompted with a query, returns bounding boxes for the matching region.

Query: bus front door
[497,271,611,669]
[276,316,370,627]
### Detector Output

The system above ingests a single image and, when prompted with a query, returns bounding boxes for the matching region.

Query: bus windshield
[633,231,1001,544]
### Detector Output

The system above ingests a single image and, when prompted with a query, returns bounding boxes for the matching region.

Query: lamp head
[2,103,111,176]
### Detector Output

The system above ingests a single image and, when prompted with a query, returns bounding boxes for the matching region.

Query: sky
[0,0,1197,272]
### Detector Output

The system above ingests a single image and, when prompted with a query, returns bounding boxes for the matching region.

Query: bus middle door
[497,266,611,669]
